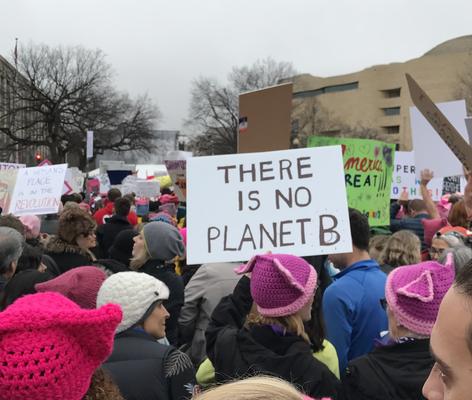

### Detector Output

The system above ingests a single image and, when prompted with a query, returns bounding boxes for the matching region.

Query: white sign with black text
[187,147,352,264]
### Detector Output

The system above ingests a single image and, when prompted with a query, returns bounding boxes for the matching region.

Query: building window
[382,107,401,116]
[381,88,401,98]
[383,125,400,134]
[293,82,358,99]
[320,129,341,136]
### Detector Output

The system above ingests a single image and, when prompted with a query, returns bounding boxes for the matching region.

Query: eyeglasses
[380,298,387,310]
[435,230,465,241]
[429,247,445,256]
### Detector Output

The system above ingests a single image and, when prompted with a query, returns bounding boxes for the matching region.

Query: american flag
[239,116,248,133]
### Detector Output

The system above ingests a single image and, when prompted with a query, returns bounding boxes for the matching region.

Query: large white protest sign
[410,99,468,178]
[187,147,352,264]
[391,151,442,201]
[9,164,67,216]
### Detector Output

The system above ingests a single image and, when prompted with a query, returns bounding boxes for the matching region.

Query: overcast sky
[1,0,471,135]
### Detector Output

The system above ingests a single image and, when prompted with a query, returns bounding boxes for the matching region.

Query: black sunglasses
[380,298,387,310]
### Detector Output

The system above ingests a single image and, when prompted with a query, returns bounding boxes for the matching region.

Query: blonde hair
[378,230,421,269]
[368,234,389,263]
[129,232,150,270]
[192,376,307,400]
[245,312,311,344]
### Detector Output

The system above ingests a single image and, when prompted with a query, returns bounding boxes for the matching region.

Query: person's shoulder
[112,332,171,359]
[164,349,194,377]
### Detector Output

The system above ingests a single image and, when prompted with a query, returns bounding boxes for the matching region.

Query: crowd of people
[1,167,472,399]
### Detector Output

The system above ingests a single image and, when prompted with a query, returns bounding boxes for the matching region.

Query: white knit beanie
[96,271,169,333]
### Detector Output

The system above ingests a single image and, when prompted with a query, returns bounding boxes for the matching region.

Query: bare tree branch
[0,43,160,168]
[186,58,296,155]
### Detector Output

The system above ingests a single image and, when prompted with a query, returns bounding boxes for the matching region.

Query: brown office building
[286,35,472,150]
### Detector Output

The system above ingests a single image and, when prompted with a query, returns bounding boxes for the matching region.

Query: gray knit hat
[142,221,185,261]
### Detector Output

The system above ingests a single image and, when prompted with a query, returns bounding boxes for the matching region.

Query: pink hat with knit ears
[0,292,122,400]
[385,254,455,336]
[236,254,317,317]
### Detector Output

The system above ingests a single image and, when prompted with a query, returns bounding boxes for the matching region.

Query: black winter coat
[342,339,433,400]
[104,329,195,400]
[96,215,132,258]
[206,276,343,400]
[139,260,184,346]
[45,237,94,275]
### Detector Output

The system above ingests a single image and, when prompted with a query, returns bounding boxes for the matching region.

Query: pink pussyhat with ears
[0,292,122,400]
[236,254,318,317]
[385,254,455,336]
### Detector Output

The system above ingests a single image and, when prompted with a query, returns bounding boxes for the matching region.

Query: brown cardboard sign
[406,73,472,172]
[238,83,292,153]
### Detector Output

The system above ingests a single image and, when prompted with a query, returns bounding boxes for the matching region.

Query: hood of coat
[45,236,93,259]
[232,325,315,372]
[345,339,433,399]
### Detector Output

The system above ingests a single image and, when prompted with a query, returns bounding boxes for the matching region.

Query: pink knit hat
[159,194,179,205]
[0,292,122,400]
[35,266,107,309]
[385,257,455,336]
[236,254,317,317]
[19,215,41,238]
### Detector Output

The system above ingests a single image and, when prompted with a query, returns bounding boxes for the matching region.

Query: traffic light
[35,152,42,164]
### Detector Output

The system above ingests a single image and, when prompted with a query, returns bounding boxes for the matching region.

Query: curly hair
[369,234,390,263]
[378,230,421,269]
[84,368,124,400]
[58,207,96,244]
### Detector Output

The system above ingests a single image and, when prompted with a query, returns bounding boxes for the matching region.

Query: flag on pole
[239,116,248,133]
[14,38,18,69]
[86,130,94,159]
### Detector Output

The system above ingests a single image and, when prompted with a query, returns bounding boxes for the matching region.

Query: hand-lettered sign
[186,146,352,264]
[9,164,67,216]
[309,136,395,226]
[391,151,442,201]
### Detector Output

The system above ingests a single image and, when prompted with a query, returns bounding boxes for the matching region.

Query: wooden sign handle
[406,73,472,172]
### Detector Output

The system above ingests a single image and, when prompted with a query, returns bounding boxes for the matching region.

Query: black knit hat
[109,229,138,267]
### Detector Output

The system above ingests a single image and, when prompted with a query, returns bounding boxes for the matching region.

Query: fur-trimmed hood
[45,236,93,259]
